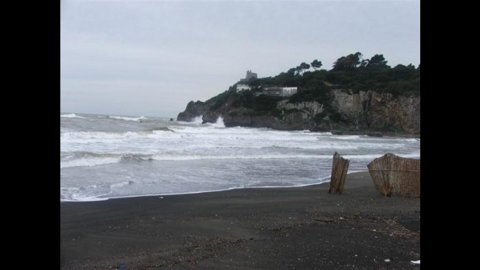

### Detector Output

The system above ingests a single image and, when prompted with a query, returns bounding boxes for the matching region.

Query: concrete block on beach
[367,153,420,197]
[328,152,350,194]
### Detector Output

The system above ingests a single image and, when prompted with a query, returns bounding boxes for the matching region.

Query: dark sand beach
[61,172,420,269]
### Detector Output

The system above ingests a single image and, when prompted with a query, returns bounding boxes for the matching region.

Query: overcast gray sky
[61,0,420,117]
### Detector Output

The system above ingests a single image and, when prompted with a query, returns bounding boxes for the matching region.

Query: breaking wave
[61,113,420,201]
[61,113,84,118]
[109,115,146,121]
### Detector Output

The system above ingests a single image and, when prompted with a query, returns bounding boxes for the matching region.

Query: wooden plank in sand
[328,152,350,194]
[367,153,420,197]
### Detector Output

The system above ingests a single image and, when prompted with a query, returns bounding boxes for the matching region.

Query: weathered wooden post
[367,153,420,197]
[328,152,350,194]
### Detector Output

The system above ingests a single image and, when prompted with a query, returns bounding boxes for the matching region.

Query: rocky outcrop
[177,89,419,135]
[223,111,306,130]
[177,101,209,122]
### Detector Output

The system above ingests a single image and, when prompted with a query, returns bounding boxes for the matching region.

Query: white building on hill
[263,86,298,97]
[236,84,251,92]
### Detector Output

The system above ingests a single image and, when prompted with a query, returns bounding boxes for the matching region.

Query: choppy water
[61,113,420,201]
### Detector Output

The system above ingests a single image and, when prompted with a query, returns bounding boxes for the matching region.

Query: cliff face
[331,90,420,134]
[177,90,419,135]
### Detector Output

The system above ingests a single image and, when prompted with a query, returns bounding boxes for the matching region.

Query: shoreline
[61,172,420,269]
[61,170,373,203]
[61,175,333,203]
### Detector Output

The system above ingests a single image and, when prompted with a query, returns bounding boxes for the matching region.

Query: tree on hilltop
[311,59,323,70]
[296,62,311,75]
[366,54,389,69]
[333,52,363,71]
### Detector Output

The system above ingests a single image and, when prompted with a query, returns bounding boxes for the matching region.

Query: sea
[61,113,420,202]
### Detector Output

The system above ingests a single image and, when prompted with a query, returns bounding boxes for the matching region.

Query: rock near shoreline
[177,89,419,135]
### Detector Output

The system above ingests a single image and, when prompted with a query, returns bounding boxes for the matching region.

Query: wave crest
[109,115,146,121]
[61,113,84,118]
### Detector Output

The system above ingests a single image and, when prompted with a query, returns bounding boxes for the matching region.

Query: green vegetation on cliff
[207,52,419,112]
[179,52,420,134]
[251,52,419,96]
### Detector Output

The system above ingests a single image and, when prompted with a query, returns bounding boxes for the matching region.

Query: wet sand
[61,172,420,269]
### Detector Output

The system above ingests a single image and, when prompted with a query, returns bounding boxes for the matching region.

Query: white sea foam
[60,151,419,168]
[61,171,369,202]
[61,157,121,168]
[192,115,203,124]
[208,116,225,128]
[61,195,110,202]
[332,135,362,140]
[147,153,419,161]
[175,115,204,125]
[61,113,420,201]
[109,115,146,121]
[110,180,135,189]
[149,154,330,161]
[60,186,110,202]
[61,130,165,142]
[61,113,84,118]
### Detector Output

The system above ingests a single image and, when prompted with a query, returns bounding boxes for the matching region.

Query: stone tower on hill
[245,70,257,81]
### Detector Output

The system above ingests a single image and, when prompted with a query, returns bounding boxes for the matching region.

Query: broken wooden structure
[367,153,420,197]
[328,152,350,194]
